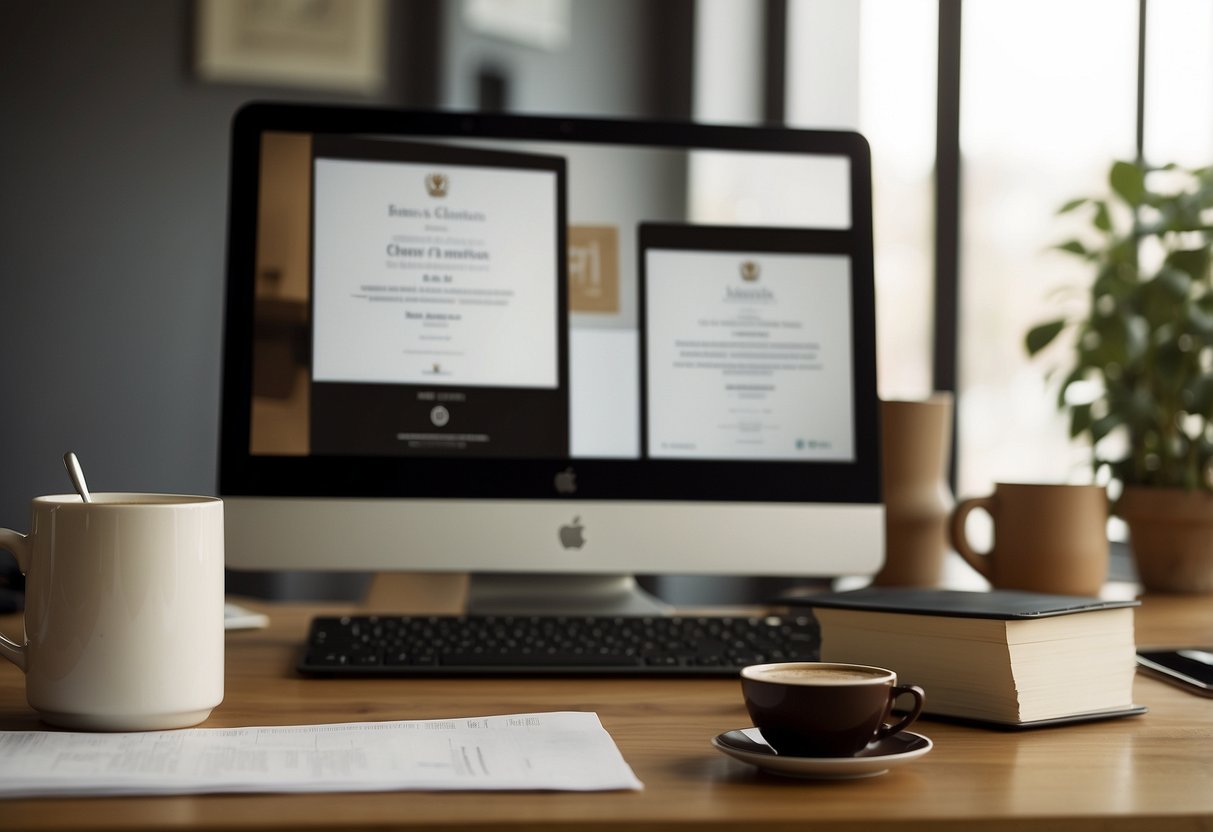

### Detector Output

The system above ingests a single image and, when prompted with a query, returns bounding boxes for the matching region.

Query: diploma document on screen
[308,136,569,457]
[640,224,856,461]
[0,712,642,797]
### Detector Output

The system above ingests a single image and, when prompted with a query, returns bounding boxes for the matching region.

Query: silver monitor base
[465,573,671,616]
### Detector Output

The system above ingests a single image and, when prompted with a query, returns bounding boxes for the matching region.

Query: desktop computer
[218,103,882,671]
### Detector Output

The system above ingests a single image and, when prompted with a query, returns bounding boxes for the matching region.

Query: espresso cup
[741,662,925,757]
[0,493,224,731]
[949,482,1108,596]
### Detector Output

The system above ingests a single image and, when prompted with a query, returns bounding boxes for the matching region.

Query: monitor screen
[219,103,882,607]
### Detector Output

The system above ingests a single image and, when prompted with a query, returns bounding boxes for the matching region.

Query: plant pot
[1118,486,1213,593]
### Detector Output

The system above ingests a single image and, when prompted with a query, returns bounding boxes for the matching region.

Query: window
[786,0,938,402]
[956,1,1138,495]
[1144,0,1213,167]
[731,0,1213,498]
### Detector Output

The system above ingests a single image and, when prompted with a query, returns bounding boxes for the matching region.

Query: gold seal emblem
[740,260,760,282]
[425,172,449,198]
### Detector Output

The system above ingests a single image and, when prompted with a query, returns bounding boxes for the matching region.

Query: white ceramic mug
[0,493,224,730]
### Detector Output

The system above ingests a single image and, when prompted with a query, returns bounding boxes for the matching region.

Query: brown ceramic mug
[740,662,925,757]
[949,482,1108,596]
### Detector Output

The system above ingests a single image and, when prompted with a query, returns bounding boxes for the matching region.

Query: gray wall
[0,0,690,598]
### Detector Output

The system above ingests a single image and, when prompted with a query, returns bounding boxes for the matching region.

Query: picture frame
[463,0,570,51]
[195,0,387,96]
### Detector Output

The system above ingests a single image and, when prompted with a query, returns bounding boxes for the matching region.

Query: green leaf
[1090,412,1123,443]
[1197,166,1213,199]
[1185,375,1213,416]
[1093,264,1133,301]
[1105,384,1147,425]
[1163,201,1206,232]
[1087,314,1125,365]
[1107,237,1139,270]
[1156,267,1193,301]
[1186,304,1213,337]
[1167,248,1210,282]
[1058,197,1089,214]
[1110,160,1146,206]
[1093,200,1112,232]
[1069,403,1093,438]
[1139,280,1178,331]
[1025,319,1067,355]
[1153,340,1187,392]
[1125,315,1150,362]
[1055,239,1090,257]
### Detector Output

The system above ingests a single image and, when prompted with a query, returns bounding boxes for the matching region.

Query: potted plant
[1026,159,1213,592]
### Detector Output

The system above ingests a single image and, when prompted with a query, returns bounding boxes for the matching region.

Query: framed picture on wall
[195,0,387,95]
[463,0,570,50]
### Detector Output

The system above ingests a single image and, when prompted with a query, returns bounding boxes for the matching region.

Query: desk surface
[2,593,1212,832]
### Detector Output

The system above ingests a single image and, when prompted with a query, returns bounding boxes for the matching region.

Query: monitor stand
[465,573,671,616]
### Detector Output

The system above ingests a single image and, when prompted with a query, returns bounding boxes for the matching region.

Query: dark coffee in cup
[741,662,925,757]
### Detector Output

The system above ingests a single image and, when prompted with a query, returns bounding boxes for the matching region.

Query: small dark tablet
[1137,649,1213,697]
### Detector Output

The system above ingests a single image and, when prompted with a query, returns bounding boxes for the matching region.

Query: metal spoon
[63,452,92,503]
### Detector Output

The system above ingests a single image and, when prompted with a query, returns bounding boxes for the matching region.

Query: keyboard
[299,613,820,677]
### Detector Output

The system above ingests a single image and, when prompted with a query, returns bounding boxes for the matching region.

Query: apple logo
[559,516,586,549]
[554,466,577,494]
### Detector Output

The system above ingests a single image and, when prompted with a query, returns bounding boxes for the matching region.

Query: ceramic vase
[872,393,954,587]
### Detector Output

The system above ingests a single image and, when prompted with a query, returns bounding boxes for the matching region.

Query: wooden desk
[2,594,1212,832]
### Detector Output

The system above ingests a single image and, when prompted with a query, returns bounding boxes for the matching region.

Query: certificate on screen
[308,137,568,458]
[640,224,855,461]
[312,144,560,388]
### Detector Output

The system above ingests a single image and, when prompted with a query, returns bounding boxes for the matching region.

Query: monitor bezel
[219,102,880,504]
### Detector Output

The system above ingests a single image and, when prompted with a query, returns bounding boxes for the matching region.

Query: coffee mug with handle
[949,482,1108,596]
[741,662,926,757]
[0,493,225,731]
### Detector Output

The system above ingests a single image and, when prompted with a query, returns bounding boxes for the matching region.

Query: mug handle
[877,683,926,740]
[949,496,996,581]
[0,528,29,672]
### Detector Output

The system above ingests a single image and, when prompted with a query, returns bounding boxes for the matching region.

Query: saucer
[712,727,932,779]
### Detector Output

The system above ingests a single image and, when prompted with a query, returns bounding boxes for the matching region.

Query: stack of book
[795,588,1144,727]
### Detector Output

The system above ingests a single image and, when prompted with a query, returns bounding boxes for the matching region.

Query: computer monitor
[219,102,882,613]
